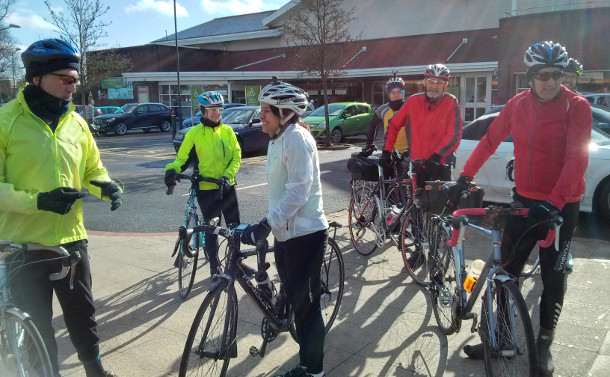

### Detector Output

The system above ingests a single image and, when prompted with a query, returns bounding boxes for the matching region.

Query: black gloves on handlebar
[164,170,179,188]
[529,201,559,240]
[90,180,123,211]
[356,144,376,158]
[37,187,86,215]
[241,218,272,246]
[379,150,392,168]
[428,153,442,164]
[444,175,471,205]
[215,176,231,201]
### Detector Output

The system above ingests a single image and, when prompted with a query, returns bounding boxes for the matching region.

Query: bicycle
[177,219,345,377]
[167,171,223,299]
[428,204,562,376]
[0,240,81,377]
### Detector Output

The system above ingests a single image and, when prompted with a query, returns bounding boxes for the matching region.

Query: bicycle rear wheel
[480,279,537,377]
[178,213,201,299]
[348,186,380,256]
[0,308,54,377]
[401,207,432,286]
[179,281,238,377]
[320,238,344,333]
[429,224,461,335]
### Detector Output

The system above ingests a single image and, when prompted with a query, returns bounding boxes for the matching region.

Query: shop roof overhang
[123,61,498,83]
[152,28,283,47]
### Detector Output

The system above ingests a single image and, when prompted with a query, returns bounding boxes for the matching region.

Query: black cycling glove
[90,180,123,211]
[379,150,392,168]
[444,175,471,205]
[37,187,86,215]
[164,170,179,188]
[241,218,272,246]
[529,201,559,240]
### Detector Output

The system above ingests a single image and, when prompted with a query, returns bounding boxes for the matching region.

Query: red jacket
[383,92,462,163]
[462,87,592,210]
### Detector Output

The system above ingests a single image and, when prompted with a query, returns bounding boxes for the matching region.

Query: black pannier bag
[347,156,380,181]
[419,181,485,215]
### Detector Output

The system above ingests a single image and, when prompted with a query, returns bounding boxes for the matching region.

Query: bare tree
[284,0,359,146]
[44,0,110,105]
[0,0,18,102]
[84,50,132,98]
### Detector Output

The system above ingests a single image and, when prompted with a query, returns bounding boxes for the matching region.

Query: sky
[4,0,288,51]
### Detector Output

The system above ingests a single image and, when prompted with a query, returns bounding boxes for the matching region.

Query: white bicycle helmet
[424,64,450,80]
[198,91,224,108]
[524,41,568,74]
[258,79,309,117]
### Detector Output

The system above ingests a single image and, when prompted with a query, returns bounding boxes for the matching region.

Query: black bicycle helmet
[524,41,568,74]
[22,39,80,82]
[565,58,583,76]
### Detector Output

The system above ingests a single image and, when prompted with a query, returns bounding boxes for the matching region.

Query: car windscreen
[222,109,256,124]
[121,104,138,113]
[309,104,345,117]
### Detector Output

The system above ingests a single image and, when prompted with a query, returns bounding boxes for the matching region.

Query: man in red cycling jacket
[449,41,591,376]
[380,64,462,184]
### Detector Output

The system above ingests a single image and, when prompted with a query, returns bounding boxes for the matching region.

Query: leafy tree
[284,0,359,146]
[44,0,110,105]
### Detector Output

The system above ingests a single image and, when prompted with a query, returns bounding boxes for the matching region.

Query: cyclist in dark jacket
[450,41,591,376]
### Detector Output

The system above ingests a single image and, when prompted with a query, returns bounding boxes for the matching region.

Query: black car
[93,103,173,135]
[173,106,268,155]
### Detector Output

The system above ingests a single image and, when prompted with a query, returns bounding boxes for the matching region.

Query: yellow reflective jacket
[165,123,241,190]
[0,86,112,245]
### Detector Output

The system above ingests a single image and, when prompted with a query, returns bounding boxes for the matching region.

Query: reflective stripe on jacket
[0,86,111,245]
[462,87,591,210]
[166,123,241,190]
[384,93,462,163]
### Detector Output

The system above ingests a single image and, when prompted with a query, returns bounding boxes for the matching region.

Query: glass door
[460,74,492,122]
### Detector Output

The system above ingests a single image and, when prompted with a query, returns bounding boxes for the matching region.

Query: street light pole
[173,0,182,138]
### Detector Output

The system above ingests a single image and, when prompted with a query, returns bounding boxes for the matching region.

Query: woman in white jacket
[241,79,328,377]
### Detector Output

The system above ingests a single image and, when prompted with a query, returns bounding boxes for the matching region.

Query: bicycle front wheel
[179,281,238,377]
[348,186,380,256]
[0,308,54,377]
[429,224,461,335]
[401,207,432,286]
[480,279,537,377]
[178,213,201,299]
[320,238,345,333]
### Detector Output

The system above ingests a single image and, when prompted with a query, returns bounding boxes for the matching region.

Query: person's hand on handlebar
[529,201,560,240]
[241,218,272,246]
[164,170,179,188]
[444,175,471,205]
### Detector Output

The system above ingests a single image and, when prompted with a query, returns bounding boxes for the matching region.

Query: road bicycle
[177,219,345,377]
[0,240,81,377]
[428,204,562,376]
[167,171,223,299]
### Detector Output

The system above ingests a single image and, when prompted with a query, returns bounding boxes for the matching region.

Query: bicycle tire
[179,281,238,377]
[178,213,201,299]
[429,224,461,335]
[349,186,380,256]
[401,207,432,286]
[480,279,537,377]
[0,307,54,377]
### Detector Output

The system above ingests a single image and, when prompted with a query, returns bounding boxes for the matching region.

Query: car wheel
[597,181,610,220]
[114,123,127,135]
[159,120,172,132]
[330,127,343,143]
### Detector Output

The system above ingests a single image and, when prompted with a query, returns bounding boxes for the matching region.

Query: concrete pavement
[52,210,610,377]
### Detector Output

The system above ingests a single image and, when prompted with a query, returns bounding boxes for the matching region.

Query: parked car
[181,103,246,128]
[303,102,374,143]
[93,103,173,135]
[173,106,267,155]
[582,92,610,108]
[454,105,610,219]
[95,106,122,116]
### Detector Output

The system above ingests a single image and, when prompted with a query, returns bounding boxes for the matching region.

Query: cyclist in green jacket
[0,39,122,377]
[165,91,242,276]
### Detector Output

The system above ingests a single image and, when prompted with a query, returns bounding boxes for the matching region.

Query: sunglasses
[47,73,80,85]
[533,71,563,81]
[207,107,223,114]
[425,78,447,86]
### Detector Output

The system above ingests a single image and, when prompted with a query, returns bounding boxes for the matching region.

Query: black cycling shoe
[463,343,485,360]
[274,365,309,377]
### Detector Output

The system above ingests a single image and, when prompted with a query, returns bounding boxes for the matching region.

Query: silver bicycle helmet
[424,64,450,80]
[524,41,569,74]
[198,91,224,108]
[258,79,309,117]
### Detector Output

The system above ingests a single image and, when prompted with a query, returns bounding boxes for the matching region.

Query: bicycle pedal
[249,346,259,357]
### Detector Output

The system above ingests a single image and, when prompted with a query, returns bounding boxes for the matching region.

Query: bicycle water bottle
[255,271,276,304]
[463,259,485,293]
[385,205,401,226]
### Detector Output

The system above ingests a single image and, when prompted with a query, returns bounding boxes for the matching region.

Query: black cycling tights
[501,198,579,331]
[274,229,328,375]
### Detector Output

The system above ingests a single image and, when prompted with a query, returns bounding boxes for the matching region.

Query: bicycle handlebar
[446,207,563,250]
[0,241,81,289]
[165,174,221,197]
